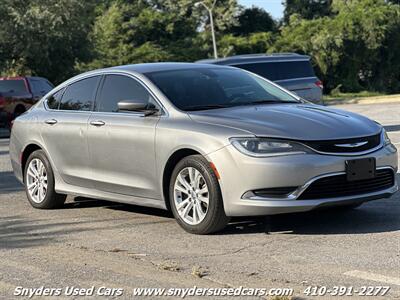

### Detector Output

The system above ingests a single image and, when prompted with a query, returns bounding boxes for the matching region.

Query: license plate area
[346,158,376,181]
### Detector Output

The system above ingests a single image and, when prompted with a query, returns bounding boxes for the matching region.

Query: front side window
[47,88,65,110]
[59,76,100,111]
[145,68,299,111]
[96,74,152,113]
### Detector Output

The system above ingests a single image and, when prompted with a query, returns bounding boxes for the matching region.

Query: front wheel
[24,150,66,209]
[169,155,229,234]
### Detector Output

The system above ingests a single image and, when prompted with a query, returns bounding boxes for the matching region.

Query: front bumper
[206,143,398,216]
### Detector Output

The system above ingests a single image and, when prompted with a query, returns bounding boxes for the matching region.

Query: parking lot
[1,102,399,299]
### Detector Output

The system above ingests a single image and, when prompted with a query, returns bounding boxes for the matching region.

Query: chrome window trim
[43,71,168,117]
[242,166,396,201]
[43,73,102,113]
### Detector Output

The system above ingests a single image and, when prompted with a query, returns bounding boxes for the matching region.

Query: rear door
[41,75,101,188]
[87,74,161,199]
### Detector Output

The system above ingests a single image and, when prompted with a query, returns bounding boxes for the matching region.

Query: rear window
[233,61,315,81]
[0,79,27,93]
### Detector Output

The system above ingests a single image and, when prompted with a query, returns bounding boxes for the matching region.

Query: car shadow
[0,214,145,250]
[0,171,23,194]
[219,203,400,235]
[65,197,173,218]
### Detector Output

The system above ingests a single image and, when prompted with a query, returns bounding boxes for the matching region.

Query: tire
[24,150,66,209]
[169,155,229,234]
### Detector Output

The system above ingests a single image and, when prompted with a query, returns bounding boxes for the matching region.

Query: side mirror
[118,100,147,111]
[117,100,159,116]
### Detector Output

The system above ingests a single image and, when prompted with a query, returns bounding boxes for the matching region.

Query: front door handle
[90,120,105,127]
[45,119,57,125]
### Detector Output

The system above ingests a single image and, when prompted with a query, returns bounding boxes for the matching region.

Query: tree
[219,32,275,57]
[229,6,276,35]
[283,0,332,23]
[274,0,400,93]
[0,0,96,84]
[82,0,241,68]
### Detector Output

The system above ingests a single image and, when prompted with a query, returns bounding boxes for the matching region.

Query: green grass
[324,91,385,101]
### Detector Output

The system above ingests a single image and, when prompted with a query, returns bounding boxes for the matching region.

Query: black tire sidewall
[169,155,228,234]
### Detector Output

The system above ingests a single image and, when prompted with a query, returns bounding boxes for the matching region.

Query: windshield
[145,68,299,111]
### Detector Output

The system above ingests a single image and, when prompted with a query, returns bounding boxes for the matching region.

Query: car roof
[107,62,233,74]
[195,53,311,65]
[0,76,49,81]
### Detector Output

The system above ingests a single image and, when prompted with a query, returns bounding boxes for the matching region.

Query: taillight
[0,96,5,108]
[315,80,323,89]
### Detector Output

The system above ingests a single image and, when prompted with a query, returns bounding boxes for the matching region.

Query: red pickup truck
[0,76,54,129]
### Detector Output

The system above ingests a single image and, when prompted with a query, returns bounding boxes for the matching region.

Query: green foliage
[274,0,400,93]
[0,0,95,84]
[0,0,399,95]
[283,0,333,23]
[219,32,274,57]
[229,6,276,35]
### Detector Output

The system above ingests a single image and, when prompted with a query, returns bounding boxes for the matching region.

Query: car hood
[188,104,381,140]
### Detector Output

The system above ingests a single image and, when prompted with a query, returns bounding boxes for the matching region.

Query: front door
[87,74,161,199]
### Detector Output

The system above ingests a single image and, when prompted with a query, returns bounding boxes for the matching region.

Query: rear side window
[234,61,315,81]
[0,79,27,93]
[59,76,100,111]
[47,88,65,110]
[96,75,151,113]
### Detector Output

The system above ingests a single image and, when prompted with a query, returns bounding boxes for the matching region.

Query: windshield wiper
[184,104,232,111]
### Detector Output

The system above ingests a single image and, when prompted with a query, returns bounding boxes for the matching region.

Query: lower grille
[253,186,298,197]
[298,169,394,200]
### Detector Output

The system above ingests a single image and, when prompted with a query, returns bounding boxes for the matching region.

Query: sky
[238,0,284,19]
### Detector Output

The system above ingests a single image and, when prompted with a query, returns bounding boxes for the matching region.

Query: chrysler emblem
[334,141,368,148]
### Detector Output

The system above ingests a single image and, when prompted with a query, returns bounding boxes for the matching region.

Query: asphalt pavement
[0,103,399,300]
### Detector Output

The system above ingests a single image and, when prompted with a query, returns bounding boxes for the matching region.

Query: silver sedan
[9,63,398,234]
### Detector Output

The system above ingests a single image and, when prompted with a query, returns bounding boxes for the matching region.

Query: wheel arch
[21,143,43,181]
[162,148,202,211]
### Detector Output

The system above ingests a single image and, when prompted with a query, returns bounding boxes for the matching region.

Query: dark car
[0,76,54,129]
[196,53,323,104]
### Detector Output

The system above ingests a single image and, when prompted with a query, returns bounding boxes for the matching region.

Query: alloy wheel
[173,167,209,225]
[26,158,48,203]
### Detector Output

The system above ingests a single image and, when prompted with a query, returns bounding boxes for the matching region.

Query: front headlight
[382,128,391,145]
[230,137,313,157]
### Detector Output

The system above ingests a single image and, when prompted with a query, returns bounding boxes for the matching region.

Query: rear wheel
[169,155,229,234]
[24,150,66,209]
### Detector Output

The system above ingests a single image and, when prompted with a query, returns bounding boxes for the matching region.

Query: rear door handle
[45,119,57,125]
[90,120,105,127]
